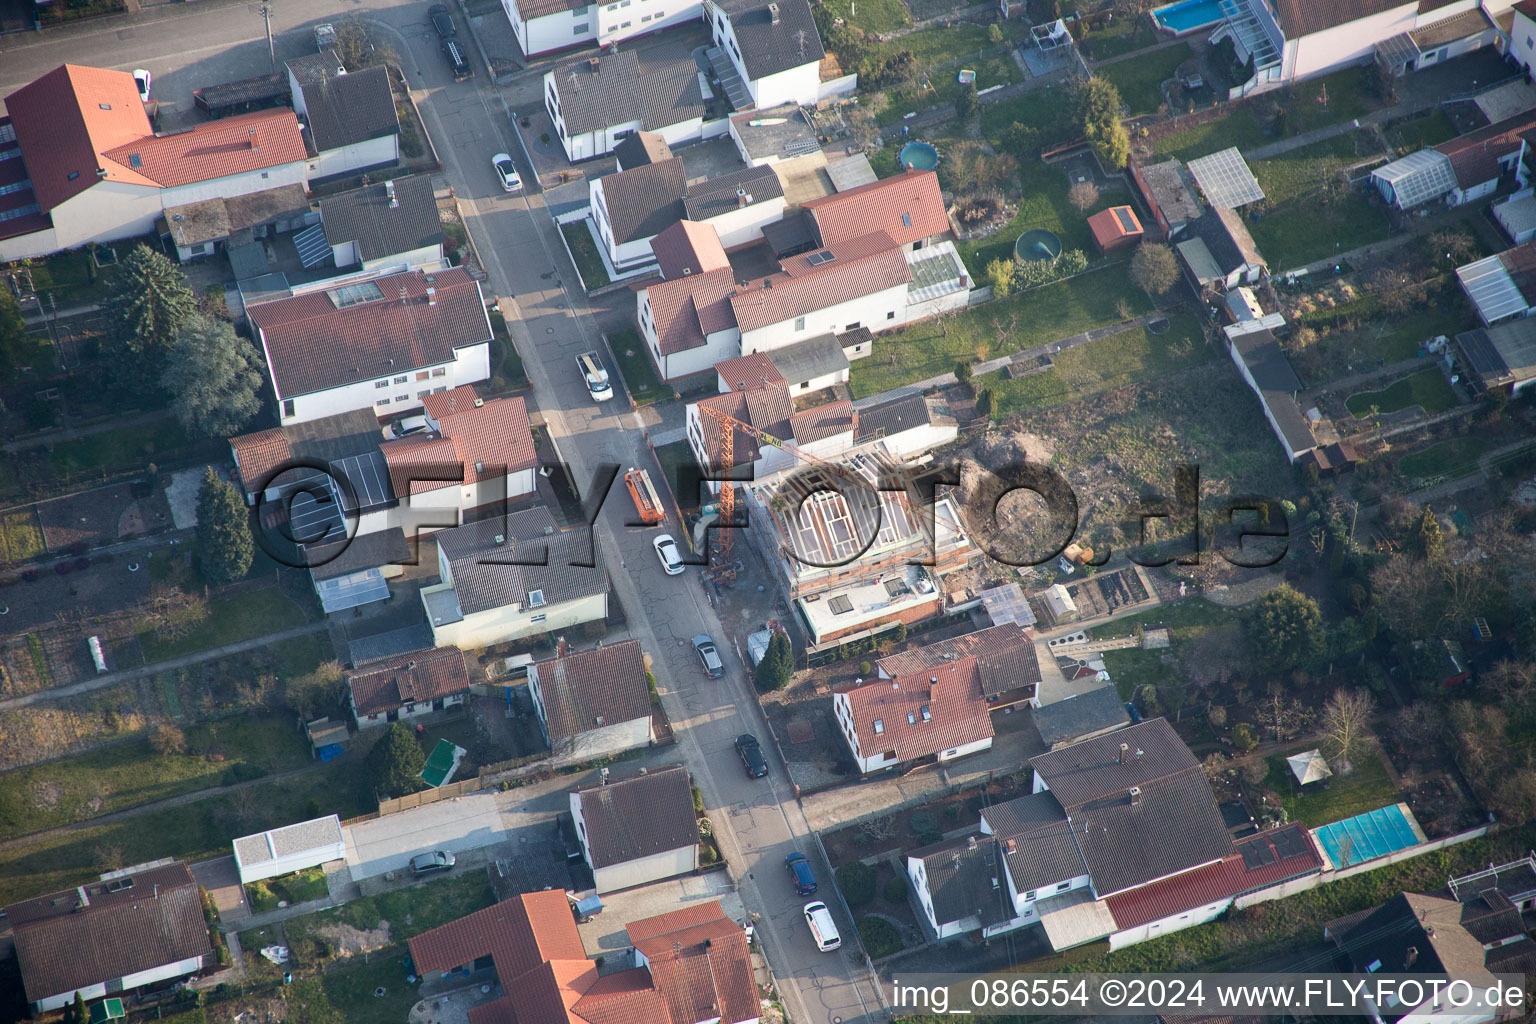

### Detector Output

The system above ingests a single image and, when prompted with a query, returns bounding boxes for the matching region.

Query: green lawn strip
[1250,133,1363,205]
[1042,824,1536,974]
[979,88,1074,150]
[1266,746,1400,828]
[1358,298,1469,366]
[0,715,311,835]
[1247,190,1389,272]
[245,866,331,913]
[877,53,1020,126]
[22,247,121,306]
[1152,106,1269,162]
[955,161,1109,275]
[0,509,45,564]
[274,631,336,679]
[1087,598,1240,641]
[24,634,50,686]
[980,314,1211,418]
[0,772,369,905]
[1283,67,1371,135]
[1344,368,1457,417]
[1397,437,1495,481]
[559,220,613,292]
[1387,109,1457,151]
[489,310,527,386]
[46,418,198,481]
[318,956,420,1024]
[868,23,990,67]
[818,0,910,33]
[608,328,667,406]
[138,588,309,662]
[1098,42,1191,117]
[284,872,497,944]
[1080,18,1159,60]
[1101,647,1173,701]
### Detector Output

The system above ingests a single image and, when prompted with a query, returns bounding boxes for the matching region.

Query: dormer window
[906,711,916,725]
[873,719,884,734]
[901,212,912,228]
[129,154,142,168]
[527,589,546,608]
[98,103,111,110]
[920,705,931,722]
[67,171,79,181]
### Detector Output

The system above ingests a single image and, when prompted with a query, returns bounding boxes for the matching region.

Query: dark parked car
[736,734,768,778]
[443,37,473,80]
[409,850,456,877]
[428,3,456,38]
[785,852,817,895]
[693,634,724,678]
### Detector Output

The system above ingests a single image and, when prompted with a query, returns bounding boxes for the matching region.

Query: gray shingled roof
[909,834,1015,930]
[763,332,848,387]
[320,175,443,265]
[549,49,704,138]
[1032,685,1131,748]
[980,791,1090,893]
[717,0,826,81]
[435,506,607,615]
[301,65,399,153]
[574,765,698,868]
[600,158,686,245]
[534,639,650,742]
[683,164,784,222]
[854,391,931,444]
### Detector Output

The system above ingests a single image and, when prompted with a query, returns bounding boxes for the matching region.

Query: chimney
[737,187,748,207]
[473,398,484,408]
[1404,946,1419,969]
[427,287,437,306]
[557,637,569,657]
[95,167,108,180]
[769,1,780,22]
[966,835,977,851]
[1128,785,1142,806]
[930,676,937,685]
[386,180,398,207]
[589,57,601,72]
[249,127,259,151]
[1119,742,1129,765]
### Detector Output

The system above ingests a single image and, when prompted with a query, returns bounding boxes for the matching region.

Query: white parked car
[493,153,522,193]
[653,534,684,576]
[133,69,152,102]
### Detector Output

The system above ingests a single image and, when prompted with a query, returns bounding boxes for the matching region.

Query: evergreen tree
[754,630,794,691]
[161,314,265,438]
[954,82,979,124]
[105,244,197,379]
[195,466,253,585]
[69,993,88,1024]
[1243,584,1325,672]
[0,286,37,387]
[1072,76,1131,170]
[366,721,427,797]
[1405,506,1444,562]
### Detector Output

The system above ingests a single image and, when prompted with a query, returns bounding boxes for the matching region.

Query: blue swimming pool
[1312,804,1423,869]
[1151,0,1225,34]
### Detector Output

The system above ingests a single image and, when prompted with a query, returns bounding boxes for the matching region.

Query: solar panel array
[1188,147,1265,209]
[285,452,395,546]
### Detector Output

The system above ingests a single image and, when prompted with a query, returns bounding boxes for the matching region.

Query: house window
[906,711,916,725]
[396,394,409,402]
[901,212,911,228]
[528,589,546,607]
[1024,890,1036,901]
[887,310,896,319]
[873,718,884,734]
[375,380,389,388]
[845,322,860,331]
[434,385,448,393]
[394,375,408,384]
[620,20,630,27]
[1057,881,1070,891]
[794,316,805,331]
[282,399,295,417]
[530,612,547,623]
[575,21,589,31]
[417,371,430,381]
[261,172,269,179]
[418,390,431,399]
[431,367,447,377]
[376,398,391,407]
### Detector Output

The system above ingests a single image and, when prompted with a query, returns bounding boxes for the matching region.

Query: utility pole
[258,3,275,73]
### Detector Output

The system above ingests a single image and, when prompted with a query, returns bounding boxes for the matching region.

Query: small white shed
[233,815,346,885]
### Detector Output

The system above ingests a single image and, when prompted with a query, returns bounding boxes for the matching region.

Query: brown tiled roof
[789,398,854,445]
[614,130,674,170]
[230,428,294,493]
[600,158,687,245]
[426,388,538,484]
[103,108,307,187]
[876,622,1040,698]
[1088,205,1143,248]
[652,220,730,280]
[573,764,698,868]
[348,646,470,717]
[381,432,462,497]
[731,232,910,333]
[695,381,794,466]
[250,267,490,399]
[628,902,758,1024]
[5,64,155,212]
[713,351,785,391]
[8,862,213,1005]
[1516,0,1536,19]
[1271,0,1398,36]
[842,656,994,764]
[533,639,649,742]
[1436,109,1536,190]
[645,267,738,355]
[802,170,948,248]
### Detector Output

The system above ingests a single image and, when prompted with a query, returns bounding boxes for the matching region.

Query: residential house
[707,0,827,109]
[906,833,1018,940]
[248,266,492,424]
[1031,684,1131,749]
[1088,206,1144,255]
[874,621,1041,710]
[682,164,787,249]
[1371,109,1536,209]
[1510,0,1536,72]
[319,176,446,272]
[423,506,610,649]
[715,334,849,395]
[160,185,311,262]
[6,861,213,1013]
[347,646,472,728]
[285,58,401,182]
[0,64,308,261]
[833,656,995,773]
[799,170,949,252]
[1454,318,1536,394]
[728,104,821,167]
[1176,207,1265,293]
[502,0,701,58]
[231,816,346,884]
[1458,240,1536,323]
[592,160,787,270]
[1225,316,1317,463]
[544,48,705,162]
[1325,890,1536,1021]
[851,390,960,456]
[569,764,699,893]
[527,639,652,761]
[1129,159,1204,241]
[650,218,732,279]
[408,890,758,1024]
[614,130,674,171]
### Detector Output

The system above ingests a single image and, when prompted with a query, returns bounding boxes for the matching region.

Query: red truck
[625,468,665,525]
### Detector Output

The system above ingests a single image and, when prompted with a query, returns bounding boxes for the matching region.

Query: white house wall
[746,63,822,109]
[1513,9,1536,71]
[363,242,447,273]
[591,179,660,268]
[430,590,608,649]
[592,0,700,45]
[592,845,699,894]
[638,289,741,381]
[1287,3,1416,81]
[703,196,789,249]
[1106,895,1232,950]
[48,180,164,250]
[879,422,958,461]
[308,135,400,182]
[739,282,908,355]
[553,715,652,762]
[237,841,347,883]
[0,224,60,262]
[508,2,595,55]
[35,955,206,1012]
[267,341,491,424]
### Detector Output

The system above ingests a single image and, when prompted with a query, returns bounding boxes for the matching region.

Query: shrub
[149,723,187,755]
[858,916,901,958]
[1208,706,1228,727]
[909,810,942,843]
[884,873,909,903]
[858,660,874,678]
[1232,723,1259,751]
[985,257,1016,299]
[837,861,876,906]
[221,762,267,786]
[692,785,705,814]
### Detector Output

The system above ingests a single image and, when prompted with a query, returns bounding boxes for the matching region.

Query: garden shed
[233,815,346,885]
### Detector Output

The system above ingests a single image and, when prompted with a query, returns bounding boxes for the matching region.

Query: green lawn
[1098,42,1191,117]
[979,314,1211,417]
[1266,745,1399,828]
[869,23,991,67]
[138,588,310,662]
[285,871,496,945]
[560,220,612,292]
[1101,647,1174,700]
[1397,437,1495,481]
[818,0,910,33]
[850,267,1156,396]
[1284,67,1371,135]
[246,865,330,912]
[979,88,1074,151]
[1079,18,1158,60]
[877,53,1020,126]
[1247,190,1389,273]
[1345,368,1457,417]
[1153,106,1270,162]
[21,246,122,305]
[955,162,1112,275]
[608,328,667,405]
[0,715,311,835]
[1250,133,1362,204]
[46,418,204,483]
[0,508,45,564]
[1362,299,1468,365]
[1387,109,1457,151]
[1089,597,1242,642]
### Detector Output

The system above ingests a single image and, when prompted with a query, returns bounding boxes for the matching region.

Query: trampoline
[419,739,466,788]
[1014,229,1062,263]
[898,141,939,171]
[1312,804,1423,869]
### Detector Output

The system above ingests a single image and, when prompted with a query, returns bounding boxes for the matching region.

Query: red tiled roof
[789,398,854,445]
[347,646,470,718]
[714,351,786,391]
[841,656,994,764]
[1088,205,1144,249]
[1104,824,1323,931]
[409,889,588,992]
[652,220,731,281]
[102,108,306,187]
[731,232,910,333]
[381,433,462,497]
[802,169,948,248]
[250,267,490,399]
[695,381,794,466]
[644,267,738,356]
[628,902,758,1024]
[428,389,538,485]
[574,969,672,1024]
[5,64,155,211]
[229,428,294,493]
[1436,110,1536,190]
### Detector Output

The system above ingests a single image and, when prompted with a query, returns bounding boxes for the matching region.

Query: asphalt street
[0,7,885,1023]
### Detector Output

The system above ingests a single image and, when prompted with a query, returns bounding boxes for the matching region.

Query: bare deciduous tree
[1068,180,1100,213]
[1261,688,1313,744]
[1319,689,1376,771]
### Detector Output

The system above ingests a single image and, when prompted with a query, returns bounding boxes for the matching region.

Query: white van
[577,351,612,401]
[803,901,840,952]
